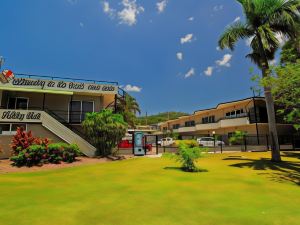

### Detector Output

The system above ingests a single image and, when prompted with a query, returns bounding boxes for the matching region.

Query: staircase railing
[44,108,94,147]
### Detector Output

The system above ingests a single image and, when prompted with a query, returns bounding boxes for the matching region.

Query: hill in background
[137,112,189,125]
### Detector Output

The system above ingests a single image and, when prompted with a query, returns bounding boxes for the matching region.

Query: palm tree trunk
[257,33,281,162]
[262,79,281,161]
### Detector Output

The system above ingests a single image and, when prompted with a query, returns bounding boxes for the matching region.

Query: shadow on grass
[164,167,208,173]
[223,155,300,185]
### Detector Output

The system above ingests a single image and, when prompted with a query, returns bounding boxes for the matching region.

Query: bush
[82,110,128,156]
[175,140,198,147]
[11,127,36,155]
[10,126,81,167]
[229,131,247,145]
[165,143,207,172]
[11,145,46,167]
[48,143,80,163]
[10,141,80,167]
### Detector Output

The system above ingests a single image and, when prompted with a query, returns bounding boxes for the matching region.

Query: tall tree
[116,94,141,128]
[218,0,300,162]
[280,23,300,64]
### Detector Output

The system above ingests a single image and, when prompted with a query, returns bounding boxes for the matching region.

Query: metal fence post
[243,135,247,152]
[292,135,295,151]
[266,134,269,151]
[220,135,223,153]
[213,135,216,154]
[132,132,135,155]
[156,135,159,155]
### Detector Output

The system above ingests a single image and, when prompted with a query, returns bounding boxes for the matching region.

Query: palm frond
[218,22,254,50]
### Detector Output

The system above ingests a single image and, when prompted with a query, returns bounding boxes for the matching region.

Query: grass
[0,152,300,225]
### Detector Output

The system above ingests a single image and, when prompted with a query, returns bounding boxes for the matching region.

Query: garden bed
[0,156,131,174]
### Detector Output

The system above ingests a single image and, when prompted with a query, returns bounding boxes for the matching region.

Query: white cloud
[118,0,144,26]
[79,22,84,27]
[102,1,116,18]
[233,16,240,23]
[184,68,195,78]
[216,54,232,67]
[216,46,221,51]
[188,17,194,21]
[180,34,194,44]
[213,5,223,12]
[204,66,213,76]
[156,0,168,13]
[176,52,183,61]
[122,84,142,92]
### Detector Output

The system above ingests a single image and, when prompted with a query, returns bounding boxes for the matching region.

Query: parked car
[118,140,153,152]
[197,137,225,147]
[158,137,175,147]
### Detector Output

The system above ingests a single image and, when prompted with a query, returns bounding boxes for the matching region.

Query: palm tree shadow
[223,155,300,185]
[164,167,208,173]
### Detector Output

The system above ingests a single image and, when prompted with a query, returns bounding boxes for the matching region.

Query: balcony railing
[168,115,250,131]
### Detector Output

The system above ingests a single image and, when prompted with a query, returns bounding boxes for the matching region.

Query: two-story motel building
[0,73,125,158]
[159,97,295,138]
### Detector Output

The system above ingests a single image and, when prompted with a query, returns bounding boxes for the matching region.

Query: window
[8,97,29,110]
[202,116,215,124]
[0,124,27,135]
[225,109,245,118]
[185,121,195,127]
[69,101,94,123]
[173,124,180,129]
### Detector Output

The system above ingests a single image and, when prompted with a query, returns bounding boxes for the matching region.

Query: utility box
[133,132,145,156]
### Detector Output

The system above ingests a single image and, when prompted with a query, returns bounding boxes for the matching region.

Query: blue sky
[0,0,268,115]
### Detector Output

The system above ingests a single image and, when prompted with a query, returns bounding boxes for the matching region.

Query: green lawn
[0,152,299,225]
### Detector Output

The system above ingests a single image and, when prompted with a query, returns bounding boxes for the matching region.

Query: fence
[115,134,300,155]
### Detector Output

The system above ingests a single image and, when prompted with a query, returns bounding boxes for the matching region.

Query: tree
[280,24,300,64]
[218,0,300,162]
[82,110,128,156]
[116,94,141,128]
[264,60,300,130]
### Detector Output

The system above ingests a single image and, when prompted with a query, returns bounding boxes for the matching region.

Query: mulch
[0,155,133,174]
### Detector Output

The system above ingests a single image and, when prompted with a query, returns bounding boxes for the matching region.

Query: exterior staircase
[41,111,97,157]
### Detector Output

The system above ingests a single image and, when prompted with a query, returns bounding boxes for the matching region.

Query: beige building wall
[159,98,294,136]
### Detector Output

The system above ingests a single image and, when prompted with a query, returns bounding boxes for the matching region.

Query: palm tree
[116,94,141,128]
[218,0,300,162]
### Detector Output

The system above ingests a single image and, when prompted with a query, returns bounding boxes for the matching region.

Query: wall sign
[0,77,118,94]
[0,109,42,123]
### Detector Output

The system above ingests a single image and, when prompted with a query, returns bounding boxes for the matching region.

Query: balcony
[178,126,196,133]
[195,117,250,131]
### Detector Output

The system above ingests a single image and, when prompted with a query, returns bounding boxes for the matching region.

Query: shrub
[11,127,36,155]
[10,127,81,167]
[175,140,198,148]
[165,143,207,172]
[82,110,128,156]
[47,143,64,164]
[229,131,247,145]
[48,143,80,163]
[11,145,46,167]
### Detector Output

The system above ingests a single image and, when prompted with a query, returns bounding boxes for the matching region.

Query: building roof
[194,97,265,114]
[160,96,265,126]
